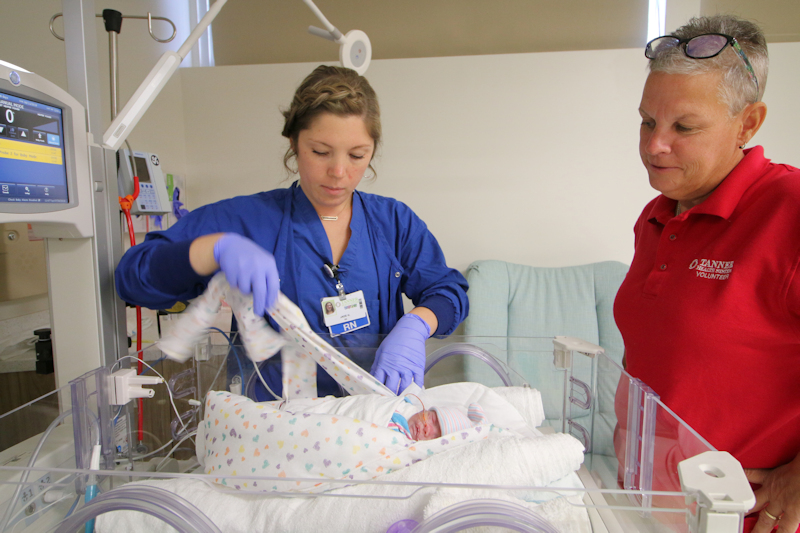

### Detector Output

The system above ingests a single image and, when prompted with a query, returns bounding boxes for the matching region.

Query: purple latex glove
[172,187,189,220]
[371,313,431,394]
[213,233,279,317]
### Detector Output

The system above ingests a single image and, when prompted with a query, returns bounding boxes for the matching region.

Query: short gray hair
[648,15,768,114]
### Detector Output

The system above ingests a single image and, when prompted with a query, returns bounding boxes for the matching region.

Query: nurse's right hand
[213,233,279,317]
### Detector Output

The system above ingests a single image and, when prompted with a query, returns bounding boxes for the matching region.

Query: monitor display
[0,90,69,204]
[133,155,151,183]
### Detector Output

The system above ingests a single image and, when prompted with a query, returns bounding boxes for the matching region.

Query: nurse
[115,65,469,397]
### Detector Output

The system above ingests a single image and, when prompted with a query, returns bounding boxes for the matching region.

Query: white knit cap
[432,403,488,435]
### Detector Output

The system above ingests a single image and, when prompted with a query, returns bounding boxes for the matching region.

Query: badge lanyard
[323,263,346,300]
[321,263,370,336]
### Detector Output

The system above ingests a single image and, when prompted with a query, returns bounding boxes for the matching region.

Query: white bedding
[97,385,590,532]
[97,434,589,532]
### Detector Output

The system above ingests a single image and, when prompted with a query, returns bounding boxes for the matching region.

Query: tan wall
[212,0,799,67]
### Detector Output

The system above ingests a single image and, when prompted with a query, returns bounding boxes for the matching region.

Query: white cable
[155,430,197,472]
[253,360,281,401]
[114,355,194,445]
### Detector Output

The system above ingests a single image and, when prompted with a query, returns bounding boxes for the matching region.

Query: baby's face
[407,409,442,441]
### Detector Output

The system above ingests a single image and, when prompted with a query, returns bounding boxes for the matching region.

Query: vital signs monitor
[0,60,93,238]
[0,67,78,211]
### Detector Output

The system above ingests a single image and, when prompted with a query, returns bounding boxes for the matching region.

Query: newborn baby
[388,402,488,441]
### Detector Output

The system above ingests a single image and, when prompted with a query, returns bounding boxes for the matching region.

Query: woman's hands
[371,313,432,394]
[191,233,279,317]
[746,452,800,533]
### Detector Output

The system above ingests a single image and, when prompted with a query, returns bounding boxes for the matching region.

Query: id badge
[321,290,370,337]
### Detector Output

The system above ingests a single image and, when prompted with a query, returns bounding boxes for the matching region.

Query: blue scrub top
[115,182,469,397]
[258,185,382,396]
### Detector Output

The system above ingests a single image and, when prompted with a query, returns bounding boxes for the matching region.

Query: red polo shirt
[614,146,800,471]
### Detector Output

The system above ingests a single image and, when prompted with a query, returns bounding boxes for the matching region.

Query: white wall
[179,43,800,272]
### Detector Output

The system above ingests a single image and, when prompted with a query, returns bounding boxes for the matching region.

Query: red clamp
[119,176,140,211]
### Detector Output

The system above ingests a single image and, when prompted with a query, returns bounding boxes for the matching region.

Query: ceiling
[211,0,800,67]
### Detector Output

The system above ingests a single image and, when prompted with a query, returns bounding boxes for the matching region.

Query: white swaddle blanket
[196,382,548,493]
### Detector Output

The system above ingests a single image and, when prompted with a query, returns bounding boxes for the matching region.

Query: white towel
[492,386,546,429]
[97,430,585,533]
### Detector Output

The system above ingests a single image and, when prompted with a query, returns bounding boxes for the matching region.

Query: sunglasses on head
[645,33,759,96]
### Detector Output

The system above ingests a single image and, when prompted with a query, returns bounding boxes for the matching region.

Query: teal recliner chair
[462,259,628,454]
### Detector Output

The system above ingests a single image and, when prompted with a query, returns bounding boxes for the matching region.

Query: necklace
[320,200,351,221]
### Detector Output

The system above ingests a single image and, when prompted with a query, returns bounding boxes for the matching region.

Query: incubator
[0,334,754,533]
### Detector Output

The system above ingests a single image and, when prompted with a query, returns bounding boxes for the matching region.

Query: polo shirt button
[660,264,667,270]
[669,234,677,240]
[395,272,401,278]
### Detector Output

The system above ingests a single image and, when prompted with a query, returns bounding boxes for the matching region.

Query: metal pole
[109,31,118,118]
[62,0,128,369]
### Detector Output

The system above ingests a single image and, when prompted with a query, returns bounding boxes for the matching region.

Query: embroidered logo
[689,259,734,280]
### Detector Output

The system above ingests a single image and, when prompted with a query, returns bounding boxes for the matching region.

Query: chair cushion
[462,260,628,452]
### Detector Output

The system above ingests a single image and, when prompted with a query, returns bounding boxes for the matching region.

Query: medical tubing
[154,430,197,472]
[202,343,229,402]
[65,494,81,518]
[209,327,246,387]
[53,485,221,533]
[6,491,71,532]
[0,409,73,532]
[408,499,559,533]
[120,205,145,443]
[214,329,281,401]
[116,438,173,464]
[424,344,513,386]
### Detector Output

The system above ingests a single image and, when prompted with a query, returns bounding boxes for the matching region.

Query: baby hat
[432,403,489,435]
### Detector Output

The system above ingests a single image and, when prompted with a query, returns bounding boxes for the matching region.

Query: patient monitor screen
[0,90,69,204]
[133,155,151,183]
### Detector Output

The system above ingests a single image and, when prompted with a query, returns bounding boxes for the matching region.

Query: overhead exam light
[303,0,372,75]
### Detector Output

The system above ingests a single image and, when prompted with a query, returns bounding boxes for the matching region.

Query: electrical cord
[253,359,280,401]
[208,327,246,387]
[207,327,281,401]
[113,355,194,446]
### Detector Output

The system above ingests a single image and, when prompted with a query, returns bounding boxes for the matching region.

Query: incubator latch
[552,336,604,369]
[678,451,755,533]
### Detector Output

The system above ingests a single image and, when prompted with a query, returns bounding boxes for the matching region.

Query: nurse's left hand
[746,451,800,533]
[371,313,431,394]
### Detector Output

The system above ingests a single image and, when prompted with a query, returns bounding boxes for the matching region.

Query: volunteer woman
[115,65,469,397]
[613,15,800,533]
